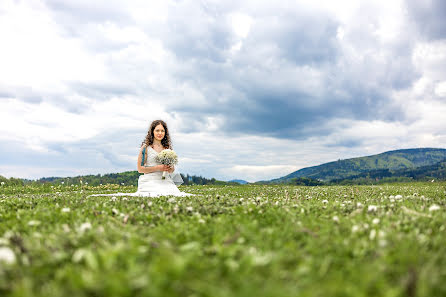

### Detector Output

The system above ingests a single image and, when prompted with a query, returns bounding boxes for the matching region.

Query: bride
[90,120,192,197]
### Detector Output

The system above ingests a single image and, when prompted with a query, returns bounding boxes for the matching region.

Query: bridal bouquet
[155,149,179,179]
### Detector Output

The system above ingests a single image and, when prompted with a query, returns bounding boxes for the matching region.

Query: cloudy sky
[1,0,445,182]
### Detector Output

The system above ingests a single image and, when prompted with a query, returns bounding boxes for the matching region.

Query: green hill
[330,159,446,184]
[270,148,446,182]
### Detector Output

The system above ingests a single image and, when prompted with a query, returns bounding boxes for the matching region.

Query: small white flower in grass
[62,224,70,233]
[239,198,244,203]
[356,202,363,208]
[198,218,205,224]
[0,247,16,264]
[79,222,92,233]
[372,218,380,225]
[28,220,41,226]
[122,197,128,201]
[369,229,376,240]
[378,230,386,238]
[379,239,387,247]
[1,182,5,186]
[111,197,117,201]
[112,208,119,215]
[395,195,402,199]
[168,198,176,203]
[332,216,339,223]
[61,208,70,213]
[186,206,193,212]
[322,200,328,204]
[256,197,261,203]
[147,201,153,207]
[368,205,378,213]
[429,204,440,212]
[352,225,359,233]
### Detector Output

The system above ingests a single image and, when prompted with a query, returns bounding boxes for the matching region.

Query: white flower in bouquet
[155,149,179,179]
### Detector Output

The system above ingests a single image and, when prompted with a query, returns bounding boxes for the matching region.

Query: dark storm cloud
[251,13,340,66]
[156,1,422,142]
[405,0,446,40]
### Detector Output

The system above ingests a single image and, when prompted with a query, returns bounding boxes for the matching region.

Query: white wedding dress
[89,146,193,197]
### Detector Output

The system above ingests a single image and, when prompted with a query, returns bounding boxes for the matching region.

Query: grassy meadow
[0,182,445,297]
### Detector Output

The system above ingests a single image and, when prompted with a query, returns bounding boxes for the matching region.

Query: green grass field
[1,183,445,297]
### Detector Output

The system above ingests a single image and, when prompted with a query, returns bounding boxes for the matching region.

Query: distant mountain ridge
[270,148,446,182]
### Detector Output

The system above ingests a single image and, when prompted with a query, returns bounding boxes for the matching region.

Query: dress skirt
[88,172,193,197]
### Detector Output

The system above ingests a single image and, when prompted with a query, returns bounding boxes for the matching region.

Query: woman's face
[153,124,165,141]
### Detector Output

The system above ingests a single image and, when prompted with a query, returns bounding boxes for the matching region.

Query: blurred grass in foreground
[0,183,445,297]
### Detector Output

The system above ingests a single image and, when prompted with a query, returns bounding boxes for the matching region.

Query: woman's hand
[167,165,175,173]
[157,165,170,172]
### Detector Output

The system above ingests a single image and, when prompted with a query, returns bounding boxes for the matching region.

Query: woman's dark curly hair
[142,120,172,149]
